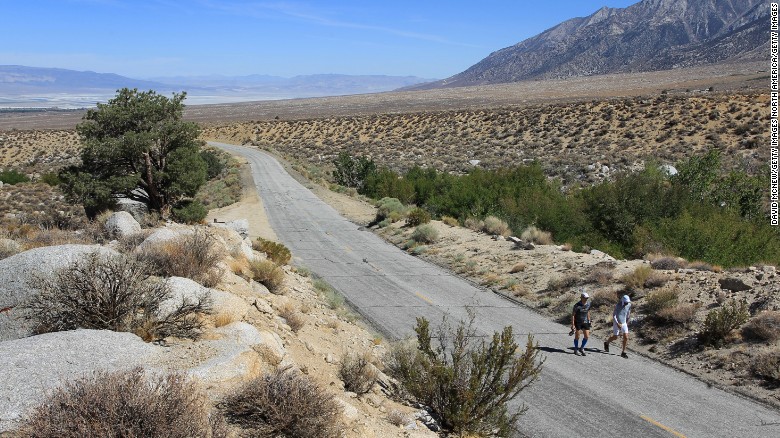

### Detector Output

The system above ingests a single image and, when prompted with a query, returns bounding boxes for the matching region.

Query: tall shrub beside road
[386,317,544,437]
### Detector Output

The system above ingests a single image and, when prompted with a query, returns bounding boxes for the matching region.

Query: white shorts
[612,321,629,336]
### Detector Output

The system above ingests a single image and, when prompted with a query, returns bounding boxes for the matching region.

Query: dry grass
[620,265,666,289]
[214,312,236,328]
[751,353,780,385]
[509,262,527,273]
[278,303,305,332]
[441,216,460,227]
[138,229,225,288]
[742,311,780,343]
[339,351,378,395]
[585,266,614,285]
[252,237,292,265]
[520,226,553,245]
[482,216,511,237]
[249,259,286,294]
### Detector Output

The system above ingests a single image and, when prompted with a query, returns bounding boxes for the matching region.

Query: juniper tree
[60,88,207,218]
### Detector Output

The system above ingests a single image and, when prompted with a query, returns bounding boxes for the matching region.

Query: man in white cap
[604,292,632,358]
[570,288,592,356]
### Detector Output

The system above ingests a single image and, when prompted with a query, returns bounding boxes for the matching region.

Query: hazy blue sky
[1,0,639,79]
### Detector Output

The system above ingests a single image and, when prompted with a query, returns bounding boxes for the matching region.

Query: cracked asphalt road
[212,142,780,438]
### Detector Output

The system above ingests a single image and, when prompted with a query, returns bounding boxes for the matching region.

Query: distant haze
[0,66,432,109]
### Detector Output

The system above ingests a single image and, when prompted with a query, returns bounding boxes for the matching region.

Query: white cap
[581,291,589,298]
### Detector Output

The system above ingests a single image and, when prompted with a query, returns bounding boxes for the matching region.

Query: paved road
[211,142,780,438]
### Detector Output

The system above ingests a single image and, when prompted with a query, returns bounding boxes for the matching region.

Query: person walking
[604,293,632,358]
[571,289,591,356]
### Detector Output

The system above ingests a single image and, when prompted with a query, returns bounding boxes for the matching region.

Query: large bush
[171,199,208,224]
[411,224,439,244]
[386,317,543,437]
[332,151,376,190]
[220,369,344,438]
[23,252,211,341]
[17,367,226,438]
[360,150,775,267]
[375,197,407,223]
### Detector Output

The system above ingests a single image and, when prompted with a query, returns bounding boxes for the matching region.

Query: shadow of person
[535,346,571,354]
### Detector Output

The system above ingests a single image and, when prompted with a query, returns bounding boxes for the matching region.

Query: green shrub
[375,197,406,222]
[411,224,439,244]
[253,237,292,265]
[18,367,226,438]
[741,311,780,343]
[24,252,211,341]
[200,149,227,179]
[0,169,30,185]
[332,151,376,190]
[172,200,208,224]
[385,317,543,437]
[249,259,285,294]
[339,352,378,395]
[699,300,750,347]
[652,207,780,267]
[405,207,431,226]
[220,369,344,438]
[39,172,61,186]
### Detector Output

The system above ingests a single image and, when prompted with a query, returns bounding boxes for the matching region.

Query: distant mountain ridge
[417,0,768,89]
[0,66,432,108]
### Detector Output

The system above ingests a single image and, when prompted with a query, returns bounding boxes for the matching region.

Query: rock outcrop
[0,244,117,341]
[0,329,162,431]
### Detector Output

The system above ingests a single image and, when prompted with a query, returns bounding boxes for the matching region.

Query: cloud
[197,1,478,47]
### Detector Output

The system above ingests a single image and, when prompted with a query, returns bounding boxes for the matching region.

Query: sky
[1,0,639,79]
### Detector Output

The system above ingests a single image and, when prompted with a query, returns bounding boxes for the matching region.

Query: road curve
[211,142,780,438]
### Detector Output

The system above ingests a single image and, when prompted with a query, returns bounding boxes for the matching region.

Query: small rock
[718,277,751,292]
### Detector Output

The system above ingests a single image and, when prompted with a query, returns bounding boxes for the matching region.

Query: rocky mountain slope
[417,0,768,88]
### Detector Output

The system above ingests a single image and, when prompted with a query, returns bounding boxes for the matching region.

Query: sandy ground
[206,158,277,242]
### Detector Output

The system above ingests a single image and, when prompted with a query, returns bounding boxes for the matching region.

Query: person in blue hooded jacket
[604,293,631,358]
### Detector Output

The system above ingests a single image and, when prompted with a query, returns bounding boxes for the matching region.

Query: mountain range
[0,66,431,108]
[416,0,768,89]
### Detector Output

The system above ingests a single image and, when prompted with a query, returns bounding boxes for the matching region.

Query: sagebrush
[24,252,210,341]
[138,229,224,287]
[16,367,227,438]
[220,369,344,438]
